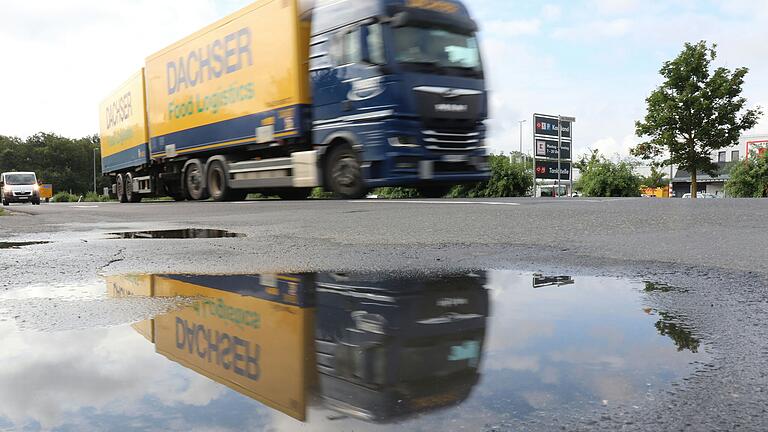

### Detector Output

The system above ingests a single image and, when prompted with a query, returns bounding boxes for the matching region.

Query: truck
[107,271,488,422]
[99,0,489,202]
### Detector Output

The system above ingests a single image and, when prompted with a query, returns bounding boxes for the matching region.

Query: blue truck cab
[309,0,490,198]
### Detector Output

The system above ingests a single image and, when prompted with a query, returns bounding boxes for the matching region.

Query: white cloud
[0,323,226,429]
[485,19,542,37]
[0,0,235,139]
[551,18,633,40]
[541,4,563,20]
[591,0,642,15]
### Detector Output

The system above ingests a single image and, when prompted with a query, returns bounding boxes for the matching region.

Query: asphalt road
[1,197,767,431]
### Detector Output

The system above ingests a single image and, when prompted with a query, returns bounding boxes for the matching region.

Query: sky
[0,0,767,159]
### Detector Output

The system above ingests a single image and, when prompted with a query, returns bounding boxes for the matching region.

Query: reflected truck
[107,271,489,423]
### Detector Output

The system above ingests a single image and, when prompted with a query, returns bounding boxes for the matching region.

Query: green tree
[575,150,641,197]
[449,154,533,198]
[641,165,669,189]
[725,153,768,197]
[633,41,761,199]
[0,133,108,195]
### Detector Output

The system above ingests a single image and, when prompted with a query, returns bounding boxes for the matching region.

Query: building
[671,134,768,197]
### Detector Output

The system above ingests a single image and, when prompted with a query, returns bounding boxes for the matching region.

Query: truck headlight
[388,136,420,148]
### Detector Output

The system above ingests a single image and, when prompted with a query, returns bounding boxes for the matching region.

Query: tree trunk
[690,169,698,199]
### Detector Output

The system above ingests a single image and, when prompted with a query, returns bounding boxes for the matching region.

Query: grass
[0,208,6,216]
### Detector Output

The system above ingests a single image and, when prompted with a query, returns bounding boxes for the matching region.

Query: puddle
[0,271,707,431]
[107,228,245,239]
[0,241,49,249]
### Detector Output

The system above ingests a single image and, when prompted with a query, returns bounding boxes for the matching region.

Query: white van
[1,172,41,206]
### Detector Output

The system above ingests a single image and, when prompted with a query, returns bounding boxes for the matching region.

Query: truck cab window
[366,23,386,65]
[343,28,362,65]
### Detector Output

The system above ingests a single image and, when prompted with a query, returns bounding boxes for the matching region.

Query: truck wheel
[184,160,209,201]
[326,146,367,199]
[2,200,8,206]
[116,174,127,203]
[416,185,453,199]
[125,173,142,203]
[207,160,246,201]
[275,188,313,200]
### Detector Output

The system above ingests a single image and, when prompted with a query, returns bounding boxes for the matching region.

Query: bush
[82,192,112,202]
[309,187,334,199]
[449,154,533,198]
[373,187,420,199]
[51,192,80,203]
[575,150,641,197]
[725,154,768,197]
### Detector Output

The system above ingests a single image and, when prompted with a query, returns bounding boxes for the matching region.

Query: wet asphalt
[1,197,767,431]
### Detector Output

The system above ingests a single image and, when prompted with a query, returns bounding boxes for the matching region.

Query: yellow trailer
[144,0,311,159]
[98,70,150,174]
[107,274,314,421]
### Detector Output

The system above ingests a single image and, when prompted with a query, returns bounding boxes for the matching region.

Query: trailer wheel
[125,173,142,203]
[184,159,209,201]
[116,174,127,203]
[207,160,246,202]
[325,145,367,199]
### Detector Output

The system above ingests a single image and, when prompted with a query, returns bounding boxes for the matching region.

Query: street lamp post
[93,148,98,194]
[518,119,527,157]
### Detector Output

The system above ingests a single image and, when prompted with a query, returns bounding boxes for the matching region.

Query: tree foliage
[448,154,533,198]
[640,165,669,188]
[575,150,641,197]
[725,153,768,197]
[632,41,761,198]
[0,133,108,195]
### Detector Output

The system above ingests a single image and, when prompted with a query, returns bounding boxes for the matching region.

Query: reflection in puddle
[0,271,707,431]
[0,241,49,249]
[107,228,245,239]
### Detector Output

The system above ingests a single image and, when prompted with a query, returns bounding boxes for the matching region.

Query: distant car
[681,192,717,199]
[1,172,41,206]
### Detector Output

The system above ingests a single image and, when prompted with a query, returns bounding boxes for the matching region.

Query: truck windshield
[4,174,36,185]
[393,26,482,76]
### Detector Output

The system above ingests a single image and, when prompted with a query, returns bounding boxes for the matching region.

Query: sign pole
[557,115,562,198]
[569,122,574,197]
[532,114,537,198]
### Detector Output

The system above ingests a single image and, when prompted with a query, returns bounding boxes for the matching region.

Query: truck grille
[13,191,31,196]
[422,130,481,151]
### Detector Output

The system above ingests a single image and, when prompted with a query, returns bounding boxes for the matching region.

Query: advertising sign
[535,139,571,160]
[535,160,571,181]
[535,115,571,139]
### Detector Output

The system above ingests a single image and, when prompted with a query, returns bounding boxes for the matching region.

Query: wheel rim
[209,166,224,198]
[186,165,204,199]
[116,175,125,200]
[125,174,133,201]
[332,154,362,195]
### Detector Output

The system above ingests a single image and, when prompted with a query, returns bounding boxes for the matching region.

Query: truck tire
[275,188,313,200]
[2,200,8,206]
[116,174,128,203]
[207,160,246,202]
[184,159,209,201]
[325,145,367,199]
[416,185,453,199]
[125,173,142,203]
